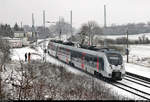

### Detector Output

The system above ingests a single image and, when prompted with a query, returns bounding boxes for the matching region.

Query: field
[95,33,150,40]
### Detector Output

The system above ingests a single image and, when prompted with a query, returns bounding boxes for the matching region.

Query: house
[13,31,31,46]
[1,37,22,48]
[13,31,38,44]
[14,31,26,38]
[26,32,33,38]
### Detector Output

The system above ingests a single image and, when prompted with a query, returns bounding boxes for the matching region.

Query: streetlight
[42,21,56,62]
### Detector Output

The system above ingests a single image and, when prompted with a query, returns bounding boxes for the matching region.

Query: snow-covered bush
[3,60,130,100]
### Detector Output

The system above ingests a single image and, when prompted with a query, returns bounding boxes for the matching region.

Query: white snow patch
[125,63,150,79]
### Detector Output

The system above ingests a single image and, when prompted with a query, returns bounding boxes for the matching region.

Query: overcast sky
[0,0,150,29]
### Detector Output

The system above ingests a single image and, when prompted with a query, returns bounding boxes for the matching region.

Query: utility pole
[104,5,107,28]
[43,10,46,35]
[32,13,37,45]
[59,16,61,40]
[88,26,91,46]
[43,10,46,48]
[70,10,72,42]
[104,5,107,48]
[43,10,46,62]
[126,30,129,63]
[32,13,35,38]
[21,22,22,29]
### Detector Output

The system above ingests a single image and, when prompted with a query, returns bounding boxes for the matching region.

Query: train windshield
[106,53,123,65]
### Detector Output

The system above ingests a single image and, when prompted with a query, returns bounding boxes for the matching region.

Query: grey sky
[0,0,150,29]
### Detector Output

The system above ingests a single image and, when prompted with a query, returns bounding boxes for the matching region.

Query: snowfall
[5,33,150,100]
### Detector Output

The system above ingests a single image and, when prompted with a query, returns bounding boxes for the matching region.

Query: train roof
[49,41,122,57]
[51,42,106,56]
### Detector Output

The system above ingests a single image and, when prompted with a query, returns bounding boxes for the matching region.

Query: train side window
[94,57,97,62]
[99,58,104,70]
[87,56,90,65]
[92,57,95,67]
[102,59,104,70]
[93,57,97,67]
[72,51,79,60]
[74,52,77,58]
[85,55,89,62]
[74,51,78,58]
[90,57,92,61]
[60,47,62,53]
[85,55,89,65]
[59,47,61,52]
[88,56,93,67]
[76,52,79,58]
[66,49,68,55]
[62,48,64,55]
[78,52,81,58]
[71,51,75,57]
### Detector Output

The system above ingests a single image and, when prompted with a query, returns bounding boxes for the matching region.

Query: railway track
[111,81,150,100]
[126,72,150,83]
[119,71,150,100]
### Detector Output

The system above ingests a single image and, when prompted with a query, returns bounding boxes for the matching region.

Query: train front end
[106,52,126,80]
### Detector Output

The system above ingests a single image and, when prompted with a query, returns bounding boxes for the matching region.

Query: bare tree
[78,24,89,46]
[0,24,14,37]
[78,21,103,46]
[49,17,75,39]
[0,39,11,99]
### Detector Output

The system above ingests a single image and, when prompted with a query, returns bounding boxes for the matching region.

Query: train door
[84,54,89,72]
[49,43,53,55]
[97,56,100,72]
[66,48,70,64]
[55,46,58,58]
[97,57,104,73]
[52,43,57,57]
[81,53,86,70]
[51,43,54,56]
[85,54,94,73]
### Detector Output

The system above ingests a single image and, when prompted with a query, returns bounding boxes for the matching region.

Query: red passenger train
[47,40,126,81]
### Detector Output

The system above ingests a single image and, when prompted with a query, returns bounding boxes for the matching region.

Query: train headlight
[121,65,124,69]
[109,65,113,69]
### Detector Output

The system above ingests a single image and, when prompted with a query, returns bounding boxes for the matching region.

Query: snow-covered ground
[1,31,149,100]
[11,47,42,61]
[123,44,150,78]
[125,63,150,78]
[7,38,150,100]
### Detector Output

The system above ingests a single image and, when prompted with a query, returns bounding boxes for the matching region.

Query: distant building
[1,37,23,48]
[14,31,26,38]
[2,31,30,48]
[14,31,36,38]
[13,31,38,44]
[26,32,33,38]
